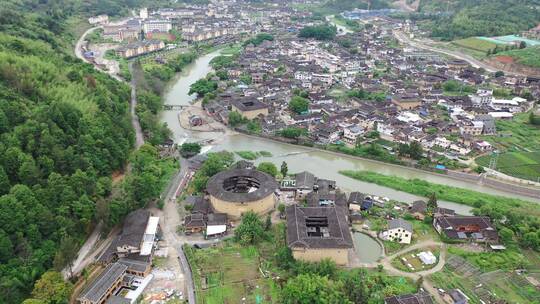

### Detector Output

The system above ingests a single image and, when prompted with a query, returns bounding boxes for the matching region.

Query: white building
[88,15,109,25]
[397,111,422,123]
[140,7,149,19]
[294,71,311,81]
[381,218,413,244]
[343,126,364,145]
[469,89,493,107]
[418,251,437,265]
[143,19,172,33]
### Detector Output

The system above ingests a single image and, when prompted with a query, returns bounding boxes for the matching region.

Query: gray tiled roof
[78,263,127,303]
[106,295,130,304]
[117,209,150,249]
[388,218,413,233]
[295,171,315,189]
[286,205,353,249]
[207,169,278,203]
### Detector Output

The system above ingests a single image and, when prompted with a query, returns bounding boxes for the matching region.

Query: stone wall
[209,193,276,219]
[292,247,349,265]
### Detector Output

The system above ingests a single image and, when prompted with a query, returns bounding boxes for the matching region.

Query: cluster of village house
[77,210,161,304]
[179,158,496,304]
[89,2,310,58]
[200,19,539,161]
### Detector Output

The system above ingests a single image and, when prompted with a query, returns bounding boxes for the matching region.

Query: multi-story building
[460,121,483,136]
[116,40,165,58]
[88,15,109,25]
[469,89,493,107]
[143,19,172,33]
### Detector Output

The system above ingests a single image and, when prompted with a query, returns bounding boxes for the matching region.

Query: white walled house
[380,218,413,244]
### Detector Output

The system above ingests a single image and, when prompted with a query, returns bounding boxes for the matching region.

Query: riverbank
[234,131,540,199]
[340,170,540,214]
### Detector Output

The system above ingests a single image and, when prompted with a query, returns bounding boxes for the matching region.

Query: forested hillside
[0,1,158,302]
[417,0,540,40]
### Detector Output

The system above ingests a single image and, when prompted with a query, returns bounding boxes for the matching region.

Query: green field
[452,37,498,52]
[184,243,279,304]
[496,46,540,68]
[476,151,540,181]
[476,112,540,181]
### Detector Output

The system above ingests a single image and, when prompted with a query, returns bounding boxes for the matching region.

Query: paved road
[394,30,529,77]
[74,26,99,62]
[158,159,196,304]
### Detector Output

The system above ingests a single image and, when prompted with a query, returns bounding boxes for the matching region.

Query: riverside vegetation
[340,170,540,250]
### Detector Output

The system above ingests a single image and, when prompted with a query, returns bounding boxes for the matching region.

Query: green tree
[188,79,217,97]
[427,192,438,214]
[30,271,72,304]
[257,162,278,177]
[228,111,247,127]
[278,203,286,215]
[342,269,370,304]
[180,143,201,158]
[499,227,514,244]
[494,71,505,78]
[408,141,424,160]
[281,274,350,304]
[0,229,13,263]
[243,33,274,46]
[279,127,307,139]
[299,25,337,40]
[280,161,288,177]
[529,111,540,125]
[289,96,309,114]
[265,214,272,230]
[234,211,266,245]
[53,237,79,278]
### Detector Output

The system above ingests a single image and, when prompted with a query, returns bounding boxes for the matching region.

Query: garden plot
[185,244,279,304]
[392,248,439,272]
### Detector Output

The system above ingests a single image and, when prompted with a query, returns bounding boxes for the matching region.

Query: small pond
[352,232,383,263]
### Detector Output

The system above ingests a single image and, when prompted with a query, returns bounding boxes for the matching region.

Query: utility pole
[488,151,498,171]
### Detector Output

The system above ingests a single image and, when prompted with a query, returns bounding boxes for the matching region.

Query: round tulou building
[206,168,278,218]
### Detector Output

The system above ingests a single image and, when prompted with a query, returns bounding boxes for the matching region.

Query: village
[72,1,540,304]
[75,150,538,304]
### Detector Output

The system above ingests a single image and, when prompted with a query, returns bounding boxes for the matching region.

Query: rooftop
[232,98,269,112]
[207,168,278,203]
[78,263,127,303]
[286,205,353,249]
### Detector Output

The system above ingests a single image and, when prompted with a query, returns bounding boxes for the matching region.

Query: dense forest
[416,0,540,40]
[0,1,180,303]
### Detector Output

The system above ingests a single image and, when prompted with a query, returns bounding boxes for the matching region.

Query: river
[160,51,540,215]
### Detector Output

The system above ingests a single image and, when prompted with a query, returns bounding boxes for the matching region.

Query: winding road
[67,23,145,279]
